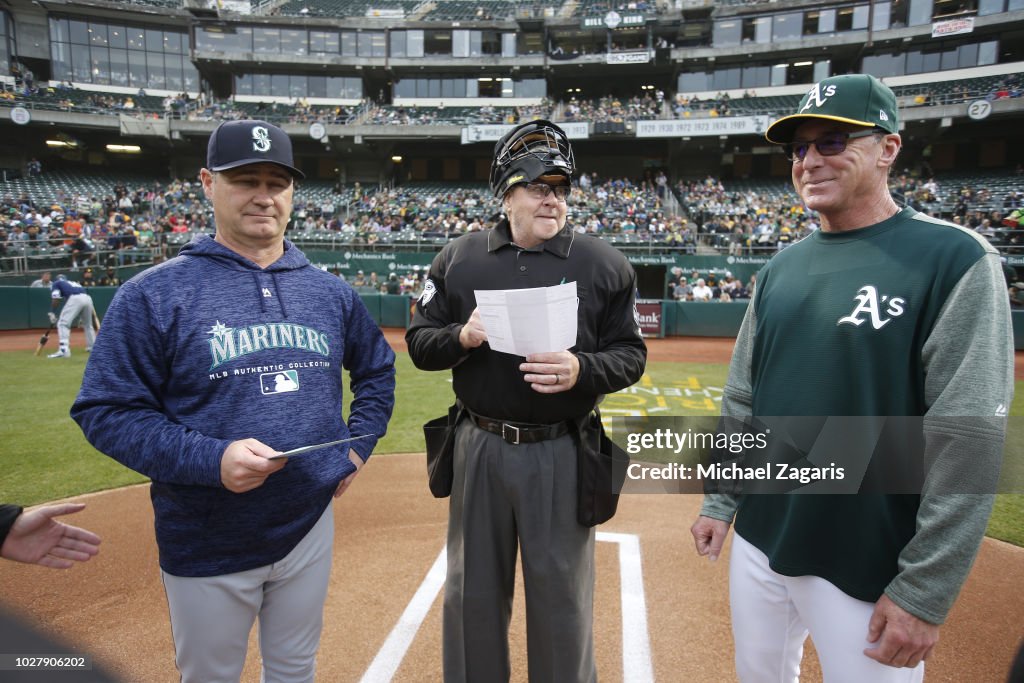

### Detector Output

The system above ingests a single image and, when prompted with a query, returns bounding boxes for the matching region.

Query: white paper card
[474,281,578,357]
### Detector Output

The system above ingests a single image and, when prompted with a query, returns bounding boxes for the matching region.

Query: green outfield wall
[5,287,1024,349]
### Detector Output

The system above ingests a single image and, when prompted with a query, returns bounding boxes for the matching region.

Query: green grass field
[1,349,1021,546]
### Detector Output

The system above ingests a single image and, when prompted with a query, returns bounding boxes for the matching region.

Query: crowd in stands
[344,268,426,296]
[3,168,1022,295]
[561,94,662,123]
[0,178,212,272]
[666,266,756,302]
[678,175,813,254]
[364,101,553,126]
[671,91,748,119]
[6,74,1022,129]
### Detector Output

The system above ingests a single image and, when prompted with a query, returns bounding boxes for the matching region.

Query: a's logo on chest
[837,285,906,330]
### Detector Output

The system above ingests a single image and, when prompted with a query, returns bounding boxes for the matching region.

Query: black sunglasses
[784,129,881,162]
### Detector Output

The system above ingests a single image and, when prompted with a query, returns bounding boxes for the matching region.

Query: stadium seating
[3,87,167,117]
[419,1,516,21]
[274,0,420,18]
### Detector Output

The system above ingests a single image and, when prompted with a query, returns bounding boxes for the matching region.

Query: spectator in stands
[352,270,366,286]
[667,266,683,294]
[69,235,94,270]
[30,271,52,288]
[673,277,693,301]
[135,221,155,248]
[692,73,1012,683]
[691,277,713,301]
[114,225,138,266]
[728,227,746,255]
[26,158,41,177]
[1008,283,1024,309]
[117,194,134,215]
[99,267,121,287]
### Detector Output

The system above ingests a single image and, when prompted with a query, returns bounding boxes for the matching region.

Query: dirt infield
[2,327,1023,682]
[0,456,1022,682]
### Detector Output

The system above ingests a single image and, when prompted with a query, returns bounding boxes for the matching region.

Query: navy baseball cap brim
[207,120,305,179]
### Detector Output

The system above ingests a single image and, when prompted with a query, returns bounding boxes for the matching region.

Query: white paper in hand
[268,434,374,460]
[473,281,577,357]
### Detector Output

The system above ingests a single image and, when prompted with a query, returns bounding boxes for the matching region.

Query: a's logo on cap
[800,83,838,113]
[252,126,271,153]
[879,110,889,121]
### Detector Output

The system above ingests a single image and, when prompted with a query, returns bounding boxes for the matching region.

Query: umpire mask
[489,120,576,198]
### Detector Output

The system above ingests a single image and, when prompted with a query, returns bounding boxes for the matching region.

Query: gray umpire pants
[443,419,597,683]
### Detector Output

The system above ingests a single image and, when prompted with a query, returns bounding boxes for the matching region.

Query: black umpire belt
[467,411,570,445]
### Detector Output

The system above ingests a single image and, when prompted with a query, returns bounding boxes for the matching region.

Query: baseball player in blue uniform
[71,120,397,683]
[47,274,96,358]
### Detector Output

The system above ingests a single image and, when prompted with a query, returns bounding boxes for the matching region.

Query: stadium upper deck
[0,0,1021,195]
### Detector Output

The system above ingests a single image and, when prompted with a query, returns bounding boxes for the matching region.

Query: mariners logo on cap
[252,126,272,153]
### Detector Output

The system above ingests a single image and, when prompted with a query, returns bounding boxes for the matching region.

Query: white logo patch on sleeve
[419,278,437,306]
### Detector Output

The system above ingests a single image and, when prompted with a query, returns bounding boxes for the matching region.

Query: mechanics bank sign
[637,302,663,338]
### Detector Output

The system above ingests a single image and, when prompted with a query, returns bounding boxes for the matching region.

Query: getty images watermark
[609,416,1022,495]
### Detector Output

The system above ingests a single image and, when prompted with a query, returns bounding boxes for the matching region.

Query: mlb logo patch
[261,370,299,395]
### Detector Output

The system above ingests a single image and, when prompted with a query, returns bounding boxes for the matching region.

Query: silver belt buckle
[501,423,521,445]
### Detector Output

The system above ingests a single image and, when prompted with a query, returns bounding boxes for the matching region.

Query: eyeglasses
[521,182,571,201]
[784,129,880,162]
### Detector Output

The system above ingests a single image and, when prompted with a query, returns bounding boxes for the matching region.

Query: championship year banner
[634,116,770,138]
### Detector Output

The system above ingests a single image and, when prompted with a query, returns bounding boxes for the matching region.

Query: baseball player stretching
[690,74,1013,682]
[47,274,96,358]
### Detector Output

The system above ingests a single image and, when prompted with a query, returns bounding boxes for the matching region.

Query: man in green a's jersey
[691,74,1013,682]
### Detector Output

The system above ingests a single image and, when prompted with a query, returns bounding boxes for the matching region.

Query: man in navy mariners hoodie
[71,120,396,683]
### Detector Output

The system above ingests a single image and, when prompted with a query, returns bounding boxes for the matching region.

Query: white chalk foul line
[597,531,655,683]
[358,547,447,683]
[361,533,653,683]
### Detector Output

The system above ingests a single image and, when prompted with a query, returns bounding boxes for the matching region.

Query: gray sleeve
[699,298,757,523]
[885,252,1014,624]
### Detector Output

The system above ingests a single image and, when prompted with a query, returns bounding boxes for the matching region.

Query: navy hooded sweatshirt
[71,235,396,577]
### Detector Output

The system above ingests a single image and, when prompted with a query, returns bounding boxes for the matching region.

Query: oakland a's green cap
[765,74,899,144]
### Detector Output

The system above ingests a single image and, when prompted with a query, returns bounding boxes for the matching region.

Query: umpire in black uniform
[406,120,647,682]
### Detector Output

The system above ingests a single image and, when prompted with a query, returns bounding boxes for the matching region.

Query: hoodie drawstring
[253,273,267,314]
[272,272,288,318]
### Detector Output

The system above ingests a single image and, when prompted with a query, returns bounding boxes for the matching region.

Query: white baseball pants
[730,532,925,683]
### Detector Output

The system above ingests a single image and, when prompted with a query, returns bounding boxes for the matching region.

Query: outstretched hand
[2,503,101,569]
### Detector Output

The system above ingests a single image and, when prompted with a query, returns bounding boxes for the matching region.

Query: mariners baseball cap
[765,74,899,144]
[206,120,305,179]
